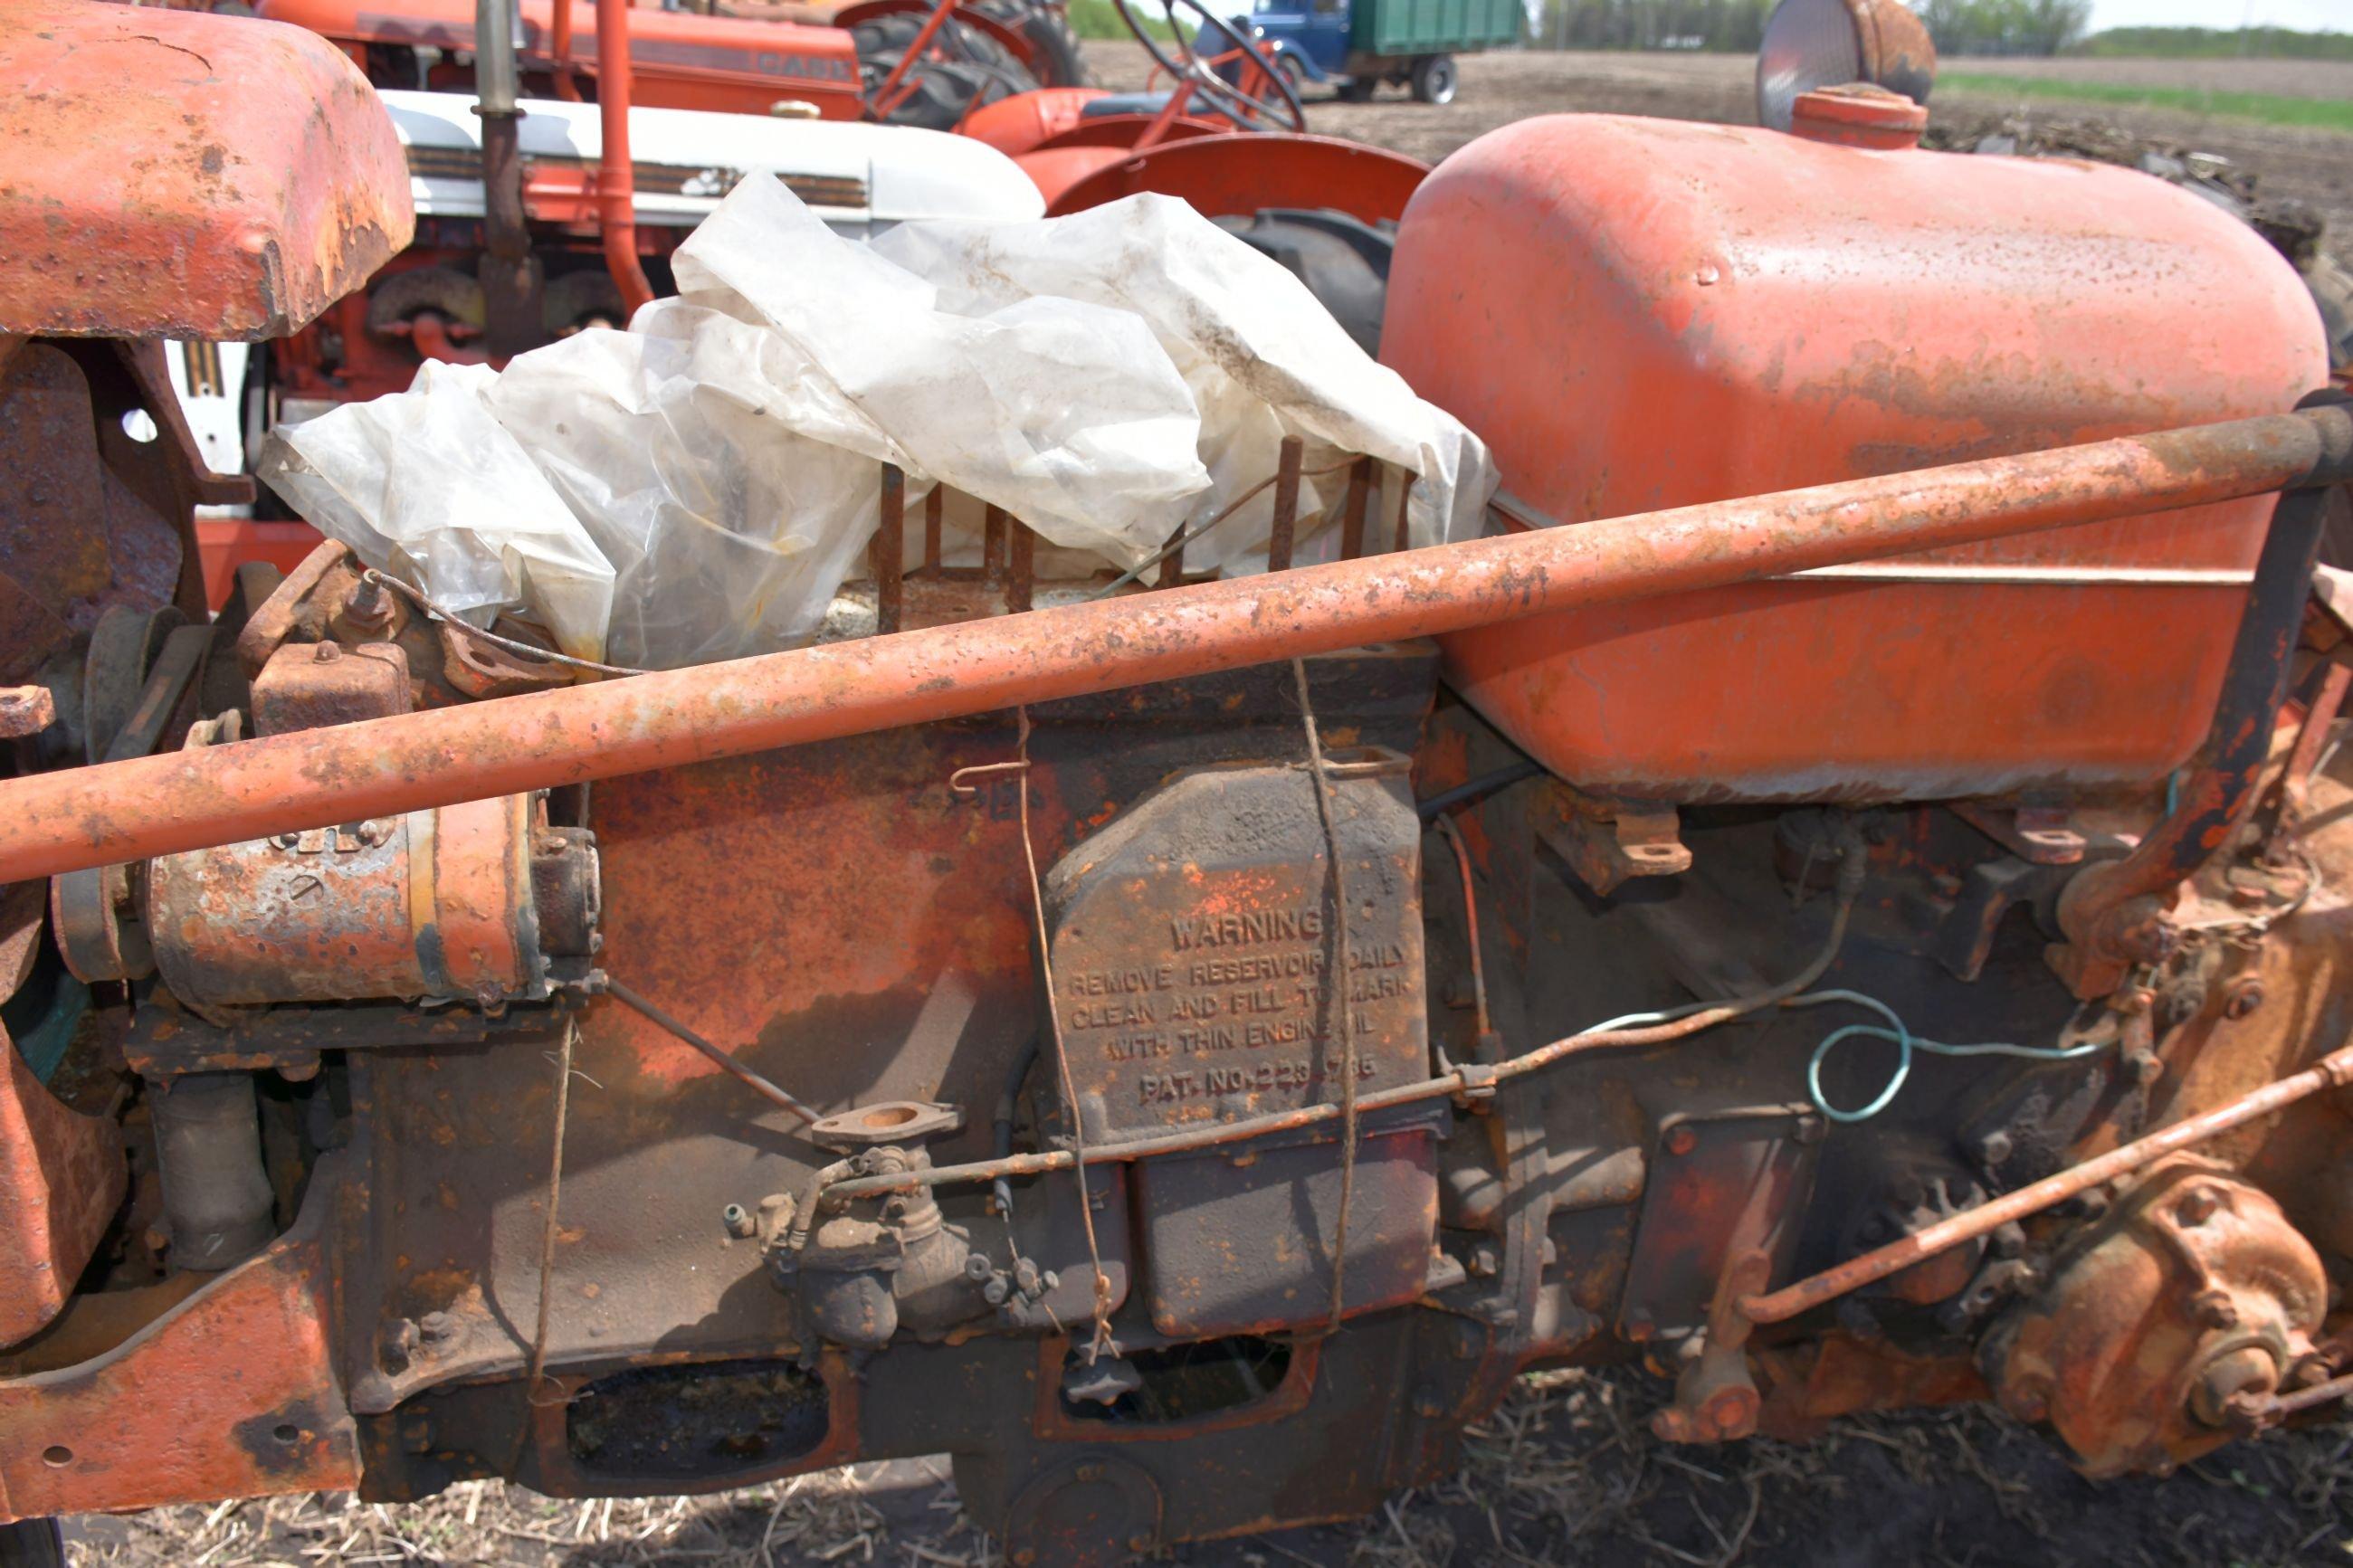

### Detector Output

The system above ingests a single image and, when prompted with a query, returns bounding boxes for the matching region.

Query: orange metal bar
[866,0,963,120]
[1741,1038,2353,1326]
[0,407,2346,886]
[595,0,655,315]
[549,0,582,100]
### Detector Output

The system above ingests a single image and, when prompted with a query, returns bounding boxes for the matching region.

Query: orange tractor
[4,0,2353,1563]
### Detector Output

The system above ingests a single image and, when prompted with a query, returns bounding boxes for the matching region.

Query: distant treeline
[1532,0,2089,54]
[1528,1,2347,58]
[2080,24,2353,60]
[1533,0,1770,51]
[1917,0,2088,55]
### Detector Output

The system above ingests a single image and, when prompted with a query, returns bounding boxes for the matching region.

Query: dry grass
[68,1365,2353,1566]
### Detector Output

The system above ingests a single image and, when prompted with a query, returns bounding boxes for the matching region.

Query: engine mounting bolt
[2224,980,2265,1020]
[2177,1188,2221,1227]
[1664,1126,1699,1157]
[1977,1130,2014,1167]
[722,1203,755,1239]
[2193,1290,2239,1330]
[418,1311,455,1344]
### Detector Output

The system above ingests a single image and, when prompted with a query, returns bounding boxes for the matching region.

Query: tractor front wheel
[0,1520,64,1568]
[1409,52,1456,105]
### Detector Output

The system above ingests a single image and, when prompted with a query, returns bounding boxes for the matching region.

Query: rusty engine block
[10,3,2353,1562]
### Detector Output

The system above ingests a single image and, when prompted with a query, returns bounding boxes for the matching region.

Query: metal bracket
[1532,782,1691,897]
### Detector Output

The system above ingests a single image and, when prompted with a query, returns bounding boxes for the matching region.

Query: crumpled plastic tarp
[260,173,1495,670]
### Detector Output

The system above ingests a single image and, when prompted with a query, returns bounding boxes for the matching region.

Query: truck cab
[1235,0,1519,103]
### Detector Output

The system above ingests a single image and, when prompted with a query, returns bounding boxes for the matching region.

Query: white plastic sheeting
[260,173,1495,670]
[255,360,616,661]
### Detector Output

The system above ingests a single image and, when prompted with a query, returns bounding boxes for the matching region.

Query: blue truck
[1234,0,1523,104]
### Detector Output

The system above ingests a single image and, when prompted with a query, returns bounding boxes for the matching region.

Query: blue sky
[2090,0,2348,28]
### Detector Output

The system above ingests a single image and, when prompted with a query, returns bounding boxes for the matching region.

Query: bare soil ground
[1082,44,2353,266]
[70,45,2353,1568]
[64,1364,2353,1565]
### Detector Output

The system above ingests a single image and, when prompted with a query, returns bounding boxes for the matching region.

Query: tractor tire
[362,266,486,337]
[1408,52,1455,105]
[1337,74,1377,102]
[542,269,627,337]
[1212,207,1395,357]
[984,0,1090,88]
[853,11,1042,130]
[0,1519,64,1568]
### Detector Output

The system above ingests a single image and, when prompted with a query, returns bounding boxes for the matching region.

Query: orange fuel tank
[1382,111,2329,802]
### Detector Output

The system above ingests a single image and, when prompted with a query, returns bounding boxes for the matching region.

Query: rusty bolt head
[1703,1385,1759,1438]
[1977,1130,2014,1167]
[2189,1345,2279,1430]
[2176,1187,2222,1227]
[313,640,342,663]
[1468,1243,1500,1278]
[1664,1126,1700,1157]
[2224,979,2265,1021]
[2192,1289,2239,1331]
[418,1311,456,1345]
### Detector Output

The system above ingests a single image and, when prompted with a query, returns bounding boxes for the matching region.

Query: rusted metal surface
[0,4,411,340]
[0,1181,359,1518]
[1386,111,2331,802]
[251,640,414,736]
[147,795,551,1010]
[1983,1162,2327,1476]
[1740,1038,2353,1326]
[0,689,52,741]
[0,890,127,1346]
[2054,478,2341,995]
[1529,782,1691,897]
[7,407,2350,887]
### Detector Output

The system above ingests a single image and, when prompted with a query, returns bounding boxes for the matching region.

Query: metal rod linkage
[1739,1038,2353,1326]
[2,405,2347,885]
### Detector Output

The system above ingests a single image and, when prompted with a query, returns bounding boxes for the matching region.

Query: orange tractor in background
[6,1,2353,1564]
